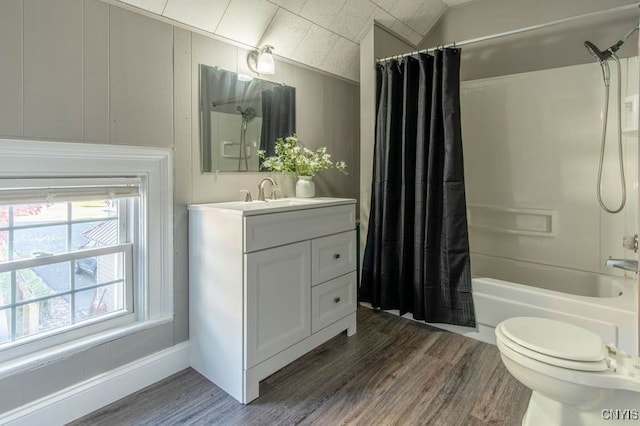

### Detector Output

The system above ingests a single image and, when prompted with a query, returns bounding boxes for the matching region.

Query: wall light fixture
[247,45,275,75]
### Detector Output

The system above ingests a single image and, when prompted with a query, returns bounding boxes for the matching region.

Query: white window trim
[0,139,173,379]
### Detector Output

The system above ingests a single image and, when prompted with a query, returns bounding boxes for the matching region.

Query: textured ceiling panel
[322,37,359,76]
[328,0,377,42]
[267,0,306,14]
[389,0,422,22]
[163,0,229,33]
[114,0,475,82]
[292,24,339,69]
[215,0,278,47]
[406,0,447,34]
[371,0,397,14]
[299,0,347,29]
[259,8,312,57]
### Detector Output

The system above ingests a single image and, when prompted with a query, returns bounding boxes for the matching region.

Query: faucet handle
[240,189,252,202]
[623,234,638,252]
[270,188,281,200]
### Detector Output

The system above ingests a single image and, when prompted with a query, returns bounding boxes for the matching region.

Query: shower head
[584,41,624,87]
[584,41,612,62]
[243,107,256,122]
[236,106,256,122]
[584,40,611,86]
[584,25,639,63]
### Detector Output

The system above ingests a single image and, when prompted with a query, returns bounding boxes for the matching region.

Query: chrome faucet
[257,177,277,201]
[604,257,638,272]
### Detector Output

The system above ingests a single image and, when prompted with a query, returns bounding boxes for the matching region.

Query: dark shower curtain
[360,49,475,327]
[260,85,296,157]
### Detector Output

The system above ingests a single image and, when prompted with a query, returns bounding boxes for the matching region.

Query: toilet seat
[496,321,609,372]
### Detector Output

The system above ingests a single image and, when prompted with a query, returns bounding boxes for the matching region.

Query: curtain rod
[376,3,639,63]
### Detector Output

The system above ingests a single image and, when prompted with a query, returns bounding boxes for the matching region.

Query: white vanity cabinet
[189,198,357,404]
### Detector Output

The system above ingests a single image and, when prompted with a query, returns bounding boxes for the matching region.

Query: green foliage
[0,269,53,306]
[258,135,348,177]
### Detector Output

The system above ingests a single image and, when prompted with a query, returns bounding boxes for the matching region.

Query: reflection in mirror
[199,65,296,173]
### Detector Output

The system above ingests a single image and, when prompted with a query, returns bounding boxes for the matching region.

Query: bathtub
[430,254,638,354]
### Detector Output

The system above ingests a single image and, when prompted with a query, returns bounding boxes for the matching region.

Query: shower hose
[597,55,626,214]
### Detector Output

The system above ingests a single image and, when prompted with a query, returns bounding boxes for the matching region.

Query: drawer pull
[334,253,341,259]
[334,297,341,304]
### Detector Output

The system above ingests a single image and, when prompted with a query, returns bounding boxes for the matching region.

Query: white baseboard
[0,342,190,426]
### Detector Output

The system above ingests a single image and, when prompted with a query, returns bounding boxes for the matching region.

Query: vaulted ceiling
[114,0,475,82]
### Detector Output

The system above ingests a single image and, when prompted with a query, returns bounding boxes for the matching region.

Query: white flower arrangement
[258,135,348,177]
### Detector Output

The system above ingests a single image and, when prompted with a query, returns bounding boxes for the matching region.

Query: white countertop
[188,197,356,216]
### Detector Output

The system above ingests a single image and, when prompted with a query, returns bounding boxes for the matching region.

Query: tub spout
[604,257,638,272]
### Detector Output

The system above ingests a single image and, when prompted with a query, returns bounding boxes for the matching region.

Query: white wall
[462,59,638,276]
[0,0,359,415]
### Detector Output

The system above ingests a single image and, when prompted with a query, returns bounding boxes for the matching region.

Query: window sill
[0,316,173,380]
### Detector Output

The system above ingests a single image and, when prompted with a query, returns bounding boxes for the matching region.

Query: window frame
[0,139,173,377]
[0,194,136,359]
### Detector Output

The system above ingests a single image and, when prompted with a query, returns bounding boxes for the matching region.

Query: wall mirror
[199,64,296,173]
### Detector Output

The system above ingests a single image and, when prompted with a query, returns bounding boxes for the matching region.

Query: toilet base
[524,391,640,426]
[524,392,581,426]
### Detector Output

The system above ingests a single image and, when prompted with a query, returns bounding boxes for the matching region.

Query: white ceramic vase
[295,176,315,198]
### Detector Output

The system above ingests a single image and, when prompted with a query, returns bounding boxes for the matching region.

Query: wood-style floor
[71,307,531,425]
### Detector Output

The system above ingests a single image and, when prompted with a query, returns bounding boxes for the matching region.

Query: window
[0,179,139,351]
[0,140,173,371]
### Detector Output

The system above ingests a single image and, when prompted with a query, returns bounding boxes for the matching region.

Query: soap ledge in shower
[467,204,557,238]
[623,94,638,135]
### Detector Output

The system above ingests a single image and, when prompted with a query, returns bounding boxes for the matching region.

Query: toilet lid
[500,317,606,362]
[497,323,609,372]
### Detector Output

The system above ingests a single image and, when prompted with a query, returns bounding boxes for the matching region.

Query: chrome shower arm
[620,25,639,44]
[607,25,639,55]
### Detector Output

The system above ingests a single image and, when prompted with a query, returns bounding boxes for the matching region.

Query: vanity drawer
[311,230,356,285]
[311,271,356,333]
[244,204,355,252]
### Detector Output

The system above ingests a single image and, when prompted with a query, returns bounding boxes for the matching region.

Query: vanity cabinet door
[245,241,311,368]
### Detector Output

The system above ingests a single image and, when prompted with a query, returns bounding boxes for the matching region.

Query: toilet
[495,317,640,425]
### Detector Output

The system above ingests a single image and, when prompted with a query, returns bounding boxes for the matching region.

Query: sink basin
[188,197,355,215]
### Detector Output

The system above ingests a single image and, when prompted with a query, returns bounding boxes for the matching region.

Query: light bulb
[256,46,275,75]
